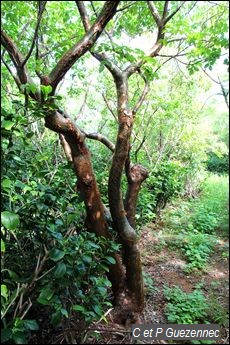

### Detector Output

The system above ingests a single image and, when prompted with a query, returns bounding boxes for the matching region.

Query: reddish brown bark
[45,112,124,296]
[107,77,145,312]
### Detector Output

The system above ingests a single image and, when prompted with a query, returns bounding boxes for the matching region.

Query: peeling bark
[108,77,145,311]
[59,134,72,162]
[46,111,124,297]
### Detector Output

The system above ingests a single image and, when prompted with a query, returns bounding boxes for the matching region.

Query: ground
[79,220,229,345]
[31,219,229,344]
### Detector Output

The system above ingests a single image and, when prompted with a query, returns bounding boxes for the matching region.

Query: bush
[1,228,119,343]
[137,160,188,223]
[206,152,229,174]
[164,285,208,324]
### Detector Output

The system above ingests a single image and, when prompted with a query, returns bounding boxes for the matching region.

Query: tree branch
[162,1,169,20]
[102,93,118,122]
[147,1,161,26]
[21,1,47,68]
[91,51,122,79]
[76,1,122,80]
[133,72,149,113]
[85,132,115,152]
[116,1,136,13]
[76,1,91,31]
[164,1,186,24]
[1,30,40,100]
[59,134,73,161]
[1,53,21,89]
[48,1,120,90]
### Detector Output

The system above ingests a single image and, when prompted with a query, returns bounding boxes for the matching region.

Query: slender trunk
[108,77,144,311]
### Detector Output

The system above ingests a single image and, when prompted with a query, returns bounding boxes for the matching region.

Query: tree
[1,0,228,318]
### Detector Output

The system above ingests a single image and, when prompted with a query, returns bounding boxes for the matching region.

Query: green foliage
[161,173,228,271]
[175,233,216,272]
[143,271,159,297]
[1,228,119,343]
[164,286,208,324]
[1,104,119,343]
[206,152,229,174]
[1,318,39,344]
[137,160,188,224]
[206,291,229,327]
[190,207,218,234]
[35,232,118,325]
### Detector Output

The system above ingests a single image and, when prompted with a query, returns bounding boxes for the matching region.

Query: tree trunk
[108,76,145,312]
[45,111,124,297]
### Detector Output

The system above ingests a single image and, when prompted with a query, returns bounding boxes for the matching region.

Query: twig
[20,298,32,320]
[102,93,118,122]
[164,1,187,24]
[21,1,47,67]
[1,284,21,320]
[133,72,149,113]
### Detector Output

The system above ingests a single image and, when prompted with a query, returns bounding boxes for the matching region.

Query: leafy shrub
[36,232,118,325]
[171,233,216,272]
[191,206,218,233]
[206,292,229,327]
[150,161,188,213]
[1,226,119,343]
[1,106,120,343]
[164,286,208,324]
[206,151,229,174]
[137,160,188,224]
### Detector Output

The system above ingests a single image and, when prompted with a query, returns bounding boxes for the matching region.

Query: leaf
[105,256,116,264]
[1,211,20,230]
[49,248,65,261]
[2,120,15,130]
[54,262,66,278]
[40,85,52,100]
[92,304,102,316]
[14,180,26,189]
[37,286,54,305]
[23,320,39,331]
[2,179,12,189]
[51,310,62,326]
[12,332,28,344]
[1,239,5,252]
[72,305,86,312]
[60,308,68,317]
[1,284,8,299]
[1,328,12,343]
[82,255,92,263]
[87,241,100,249]
[99,63,105,73]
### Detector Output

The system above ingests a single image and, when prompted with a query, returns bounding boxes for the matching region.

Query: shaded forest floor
[79,219,229,345]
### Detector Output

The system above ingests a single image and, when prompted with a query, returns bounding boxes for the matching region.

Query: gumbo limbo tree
[1,1,228,316]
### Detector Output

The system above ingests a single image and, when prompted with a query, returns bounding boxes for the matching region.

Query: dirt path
[83,222,229,344]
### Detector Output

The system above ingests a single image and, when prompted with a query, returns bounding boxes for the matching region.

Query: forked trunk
[108,76,145,312]
[45,112,124,297]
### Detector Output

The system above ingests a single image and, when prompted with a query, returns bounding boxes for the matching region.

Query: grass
[153,173,229,328]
